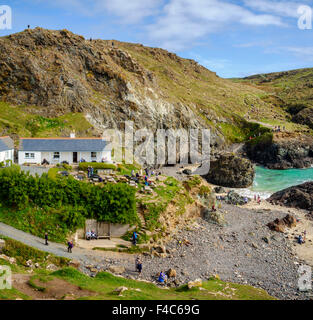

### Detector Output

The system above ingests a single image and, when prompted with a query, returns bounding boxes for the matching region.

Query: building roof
[0,136,14,152]
[19,138,109,152]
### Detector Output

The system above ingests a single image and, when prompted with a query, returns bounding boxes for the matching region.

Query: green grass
[0,236,69,268]
[0,205,78,243]
[0,101,93,137]
[45,267,275,300]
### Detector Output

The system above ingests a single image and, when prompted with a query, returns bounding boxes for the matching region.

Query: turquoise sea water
[237,166,313,199]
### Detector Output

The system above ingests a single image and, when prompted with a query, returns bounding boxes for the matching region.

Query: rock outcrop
[267,214,297,233]
[267,182,313,210]
[246,132,313,169]
[204,153,255,188]
[293,108,313,129]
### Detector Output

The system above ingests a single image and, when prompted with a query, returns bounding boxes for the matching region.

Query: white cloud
[286,46,313,56]
[147,0,285,50]
[243,0,305,18]
[94,0,163,23]
[29,0,163,22]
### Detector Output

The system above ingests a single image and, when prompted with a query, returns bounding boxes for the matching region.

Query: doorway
[73,152,78,163]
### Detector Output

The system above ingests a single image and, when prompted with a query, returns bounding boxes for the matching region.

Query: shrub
[0,167,137,225]
[78,162,117,171]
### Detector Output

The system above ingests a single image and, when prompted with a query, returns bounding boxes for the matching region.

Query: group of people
[134,257,167,284]
[254,194,262,204]
[44,233,74,253]
[273,126,285,133]
[86,230,98,240]
[87,166,94,178]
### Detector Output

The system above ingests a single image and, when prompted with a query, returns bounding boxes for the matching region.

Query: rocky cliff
[245,132,313,169]
[0,28,288,148]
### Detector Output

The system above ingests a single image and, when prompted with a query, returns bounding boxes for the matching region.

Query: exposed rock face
[267,182,313,210]
[246,133,313,169]
[267,214,297,233]
[0,27,226,147]
[293,108,313,129]
[204,153,255,188]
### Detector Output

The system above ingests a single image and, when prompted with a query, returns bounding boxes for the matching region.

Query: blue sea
[237,166,313,199]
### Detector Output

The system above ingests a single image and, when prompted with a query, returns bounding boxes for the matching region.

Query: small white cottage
[18,134,112,165]
[0,136,14,165]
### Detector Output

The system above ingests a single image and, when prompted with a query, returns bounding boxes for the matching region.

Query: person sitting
[86,230,91,240]
[158,271,166,284]
[298,235,305,245]
[244,197,248,204]
[91,230,98,240]
[136,172,140,178]
[212,204,216,212]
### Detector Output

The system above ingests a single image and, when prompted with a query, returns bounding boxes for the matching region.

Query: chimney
[70,131,76,139]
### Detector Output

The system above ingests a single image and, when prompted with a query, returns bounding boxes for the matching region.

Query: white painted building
[0,136,14,165]
[18,135,112,165]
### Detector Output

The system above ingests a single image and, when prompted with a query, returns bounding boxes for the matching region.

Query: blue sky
[1,0,313,77]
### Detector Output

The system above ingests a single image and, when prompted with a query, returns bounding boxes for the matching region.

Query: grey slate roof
[0,136,14,152]
[19,138,108,152]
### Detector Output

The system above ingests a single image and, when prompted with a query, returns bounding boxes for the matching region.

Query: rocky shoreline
[78,202,312,300]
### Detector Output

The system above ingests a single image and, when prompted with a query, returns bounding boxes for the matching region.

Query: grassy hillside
[236,68,313,114]
[1,28,308,145]
[0,101,95,139]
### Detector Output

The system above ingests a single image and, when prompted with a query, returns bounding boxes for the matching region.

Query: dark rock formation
[293,108,313,129]
[214,186,226,193]
[246,133,313,169]
[267,182,313,210]
[204,153,255,188]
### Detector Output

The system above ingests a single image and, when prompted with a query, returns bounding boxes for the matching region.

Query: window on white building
[53,152,60,159]
[25,153,35,159]
[91,152,97,158]
[5,151,9,158]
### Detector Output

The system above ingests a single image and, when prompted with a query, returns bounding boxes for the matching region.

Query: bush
[78,162,117,171]
[0,167,137,225]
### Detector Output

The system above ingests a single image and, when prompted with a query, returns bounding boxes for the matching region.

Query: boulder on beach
[267,214,297,233]
[225,190,250,206]
[203,153,255,188]
[267,182,313,211]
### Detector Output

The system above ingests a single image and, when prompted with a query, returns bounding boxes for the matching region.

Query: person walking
[44,232,48,246]
[67,240,73,253]
[132,231,138,246]
[137,259,142,275]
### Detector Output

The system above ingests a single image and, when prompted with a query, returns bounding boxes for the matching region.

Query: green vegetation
[0,166,138,241]
[183,175,201,190]
[116,162,141,176]
[0,205,85,243]
[0,101,93,137]
[78,162,117,171]
[45,267,274,300]
[219,119,271,143]
[245,132,274,156]
[237,68,313,119]
[0,237,69,267]
[137,177,193,231]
